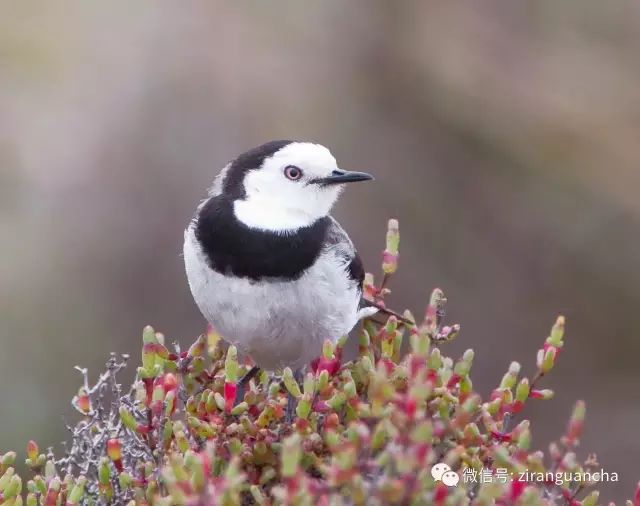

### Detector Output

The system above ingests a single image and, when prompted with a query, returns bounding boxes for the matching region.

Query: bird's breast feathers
[183,219,361,370]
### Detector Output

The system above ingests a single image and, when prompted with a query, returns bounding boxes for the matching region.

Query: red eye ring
[284,165,303,181]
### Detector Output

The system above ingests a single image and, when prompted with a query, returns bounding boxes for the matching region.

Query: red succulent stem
[224,382,237,414]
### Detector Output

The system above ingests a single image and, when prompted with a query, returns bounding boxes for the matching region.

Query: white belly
[183,227,360,370]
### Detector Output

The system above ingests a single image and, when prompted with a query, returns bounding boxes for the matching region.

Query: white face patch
[233,142,345,231]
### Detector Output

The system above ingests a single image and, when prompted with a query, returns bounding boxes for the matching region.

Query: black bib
[195,196,331,281]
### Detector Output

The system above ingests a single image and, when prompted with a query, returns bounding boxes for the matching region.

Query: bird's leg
[235,366,260,405]
[285,368,304,424]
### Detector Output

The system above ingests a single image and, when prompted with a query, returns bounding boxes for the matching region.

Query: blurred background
[1,1,639,500]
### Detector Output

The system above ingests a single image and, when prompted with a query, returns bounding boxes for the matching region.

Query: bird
[183,140,376,380]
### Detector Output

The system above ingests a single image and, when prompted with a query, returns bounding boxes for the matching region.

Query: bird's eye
[284,165,303,181]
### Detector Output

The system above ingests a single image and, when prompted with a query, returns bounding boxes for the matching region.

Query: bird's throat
[233,197,315,232]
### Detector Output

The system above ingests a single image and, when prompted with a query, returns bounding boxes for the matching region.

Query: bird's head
[215,140,373,232]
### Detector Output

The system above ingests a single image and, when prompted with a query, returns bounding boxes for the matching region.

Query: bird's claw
[235,366,260,405]
[285,393,297,424]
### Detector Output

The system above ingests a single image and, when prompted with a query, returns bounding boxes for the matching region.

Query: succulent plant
[0,219,635,505]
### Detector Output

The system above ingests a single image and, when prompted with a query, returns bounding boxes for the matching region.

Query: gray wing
[324,219,406,323]
[324,217,365,289]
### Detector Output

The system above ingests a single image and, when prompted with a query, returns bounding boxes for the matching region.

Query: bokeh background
[2,1,639,501]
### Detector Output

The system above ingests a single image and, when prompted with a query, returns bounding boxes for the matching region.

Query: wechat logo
[431,463,460,487]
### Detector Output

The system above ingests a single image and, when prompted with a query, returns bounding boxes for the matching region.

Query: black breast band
[195,196,331,281]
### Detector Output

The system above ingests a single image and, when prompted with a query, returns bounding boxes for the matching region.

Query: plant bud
[106,439,122,466]
[515,378,530,403]
[283,368,302,399]
[26,441,38,463]
[540,347,556,373]
[281,434,301,478]
[566,400,586,444]
[165,390,176,417]
[118,472,133,489]
[303,373,316,397]
[224,346,239,383]
[66,476,86,505]
[151,383,165,414]
[1,452,16,468]
[316,370,330,393]
[459,376,473,397]
[517,428,531,450]
[44,460,56,480]
[382,219,400,274]
[421,288,446,337]
[231,402,248,416]
[188,334,207,358]
[3,475,22,500]
[0,468,14,491]
[546,315,565,348]
[98,458,111,485]
[322,339,335,360]
[250,484,267,505]
[454,349,473,377]
[119,406,137,431]
[499,362,520,389]
[43,477,60,506]
[410,328,430,358]
[427,348,442,370]
[206,324,221,353]
[581,491,598,506]
[363,272,376,300]
[296,397,311,420]
[410,421,432,444]
[529,388,554,400]
[214,392,226,411]
[74,388,91,414]
[326,392,346,410]
[142,325,156,343]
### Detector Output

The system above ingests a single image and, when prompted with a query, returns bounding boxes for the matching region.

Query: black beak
[313,169,374,186]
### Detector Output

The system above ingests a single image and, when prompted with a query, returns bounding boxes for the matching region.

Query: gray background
[1,2,639,501]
